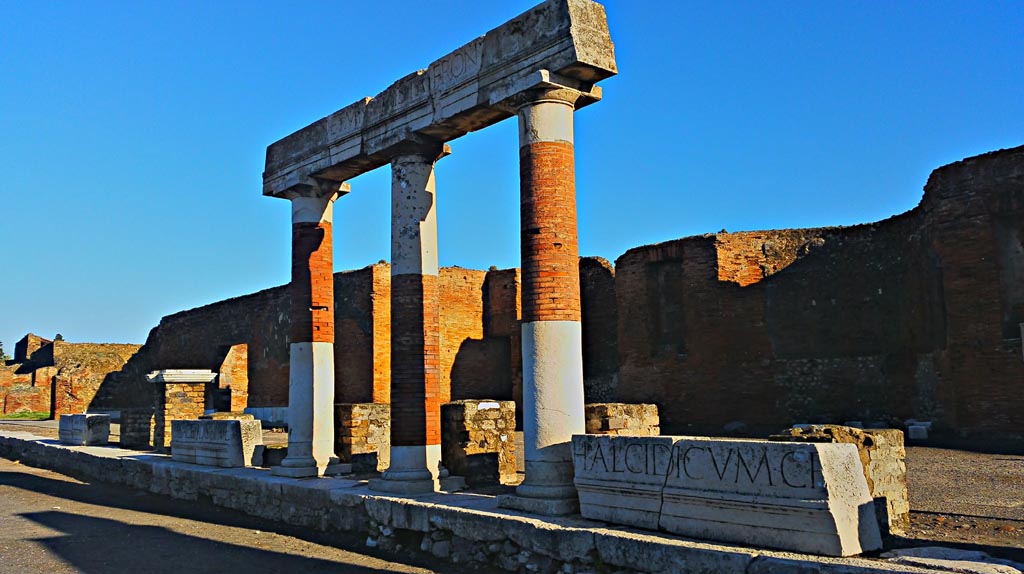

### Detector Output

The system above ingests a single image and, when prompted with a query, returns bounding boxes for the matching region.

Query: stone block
[770,425,910,535]
[572,434,674,530]
[441,399,517,486]
[584,403,660,436]
[335,403,390,472]
[58,414,111,446]
[572,434,882,557]
[170,419,263,468]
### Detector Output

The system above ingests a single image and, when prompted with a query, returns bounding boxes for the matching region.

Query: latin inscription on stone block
[171,419,263,468]
[572,435,882,557]
[58,414,111,446]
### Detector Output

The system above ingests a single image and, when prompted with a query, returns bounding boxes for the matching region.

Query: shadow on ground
[21,510,387,574]
[0,468,471,574]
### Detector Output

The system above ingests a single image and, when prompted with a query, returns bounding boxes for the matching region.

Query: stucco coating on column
[518,99,574,146]
[291,194,336,224]
[516,320,585,498]
[274,342,341,477]
[391,154,440,277]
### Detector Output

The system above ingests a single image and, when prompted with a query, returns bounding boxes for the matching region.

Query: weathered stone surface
[573,434,882,557]
[585,403,659,436]
[58,414,111,446]
[170,419,263,468]
[199,411,254,420]
[441,399,517,486]
[573,434,672,530]
[770,424,910,535]
[883,547,1024,574]
[263,0,616,196]
[335,403,390,472]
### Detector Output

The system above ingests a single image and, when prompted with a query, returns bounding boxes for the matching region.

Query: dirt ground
[3,421,1022,563]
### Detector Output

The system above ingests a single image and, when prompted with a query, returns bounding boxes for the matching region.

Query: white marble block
[573,435,882,557]
[58,414,111,446]
[573,435,674,530]
[171,419,263,468]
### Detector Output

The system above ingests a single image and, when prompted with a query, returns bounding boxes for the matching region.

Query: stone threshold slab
[0,431,936,574]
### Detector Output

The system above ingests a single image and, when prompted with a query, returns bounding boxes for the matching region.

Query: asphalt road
[0,458,445,574]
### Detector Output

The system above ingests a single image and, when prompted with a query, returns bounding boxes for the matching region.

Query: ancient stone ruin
[3,0,1023,569]
[260,0,616,511]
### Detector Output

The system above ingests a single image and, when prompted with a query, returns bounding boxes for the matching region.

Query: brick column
[499,89,585,515]
[274,183,349,478]
[370,143,452,495]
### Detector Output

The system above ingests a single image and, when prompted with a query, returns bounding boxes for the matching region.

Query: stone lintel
[263,0,616,198]
[146,370,218,384]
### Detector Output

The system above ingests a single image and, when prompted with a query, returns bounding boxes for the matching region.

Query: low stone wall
[441,400,517,486]
[0,431,931,574]
[585,403,660,435]
[771,425,910,535]
[335,403,389,472]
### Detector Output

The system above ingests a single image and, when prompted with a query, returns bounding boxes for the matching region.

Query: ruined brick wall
[614,219,940,437]
[920,146,1024,435]
[1,338,140,416]
[614,146,1024,439]
[335,266,377,404]
[444,268,515,404]
[93,285,291,410]
[14,333,51,363]
[580,257,618,402]
[51,342,141,415]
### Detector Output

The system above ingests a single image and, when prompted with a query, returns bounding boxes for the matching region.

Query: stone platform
[0,429,942,574]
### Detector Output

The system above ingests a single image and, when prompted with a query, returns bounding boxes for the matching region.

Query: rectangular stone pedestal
[58,414,111,446]
[171,419,263,468]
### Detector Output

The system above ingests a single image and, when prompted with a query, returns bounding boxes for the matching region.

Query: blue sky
[1,0,1022,350]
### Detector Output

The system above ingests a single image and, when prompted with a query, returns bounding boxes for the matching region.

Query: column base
[496,494,580,516]
[272,461,350,478]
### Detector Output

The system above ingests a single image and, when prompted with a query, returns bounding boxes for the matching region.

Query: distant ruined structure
[1,333,140,417]
[83,144,1024,443]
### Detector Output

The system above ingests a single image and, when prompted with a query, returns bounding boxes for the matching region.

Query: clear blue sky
[1,0,1022,350]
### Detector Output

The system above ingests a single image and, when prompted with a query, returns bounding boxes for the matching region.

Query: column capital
[387,135,452,164]
[492,70,603,113]
[280,179,351,202]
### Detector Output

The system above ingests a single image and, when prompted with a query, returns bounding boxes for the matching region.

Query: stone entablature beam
[262,0,616,198]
